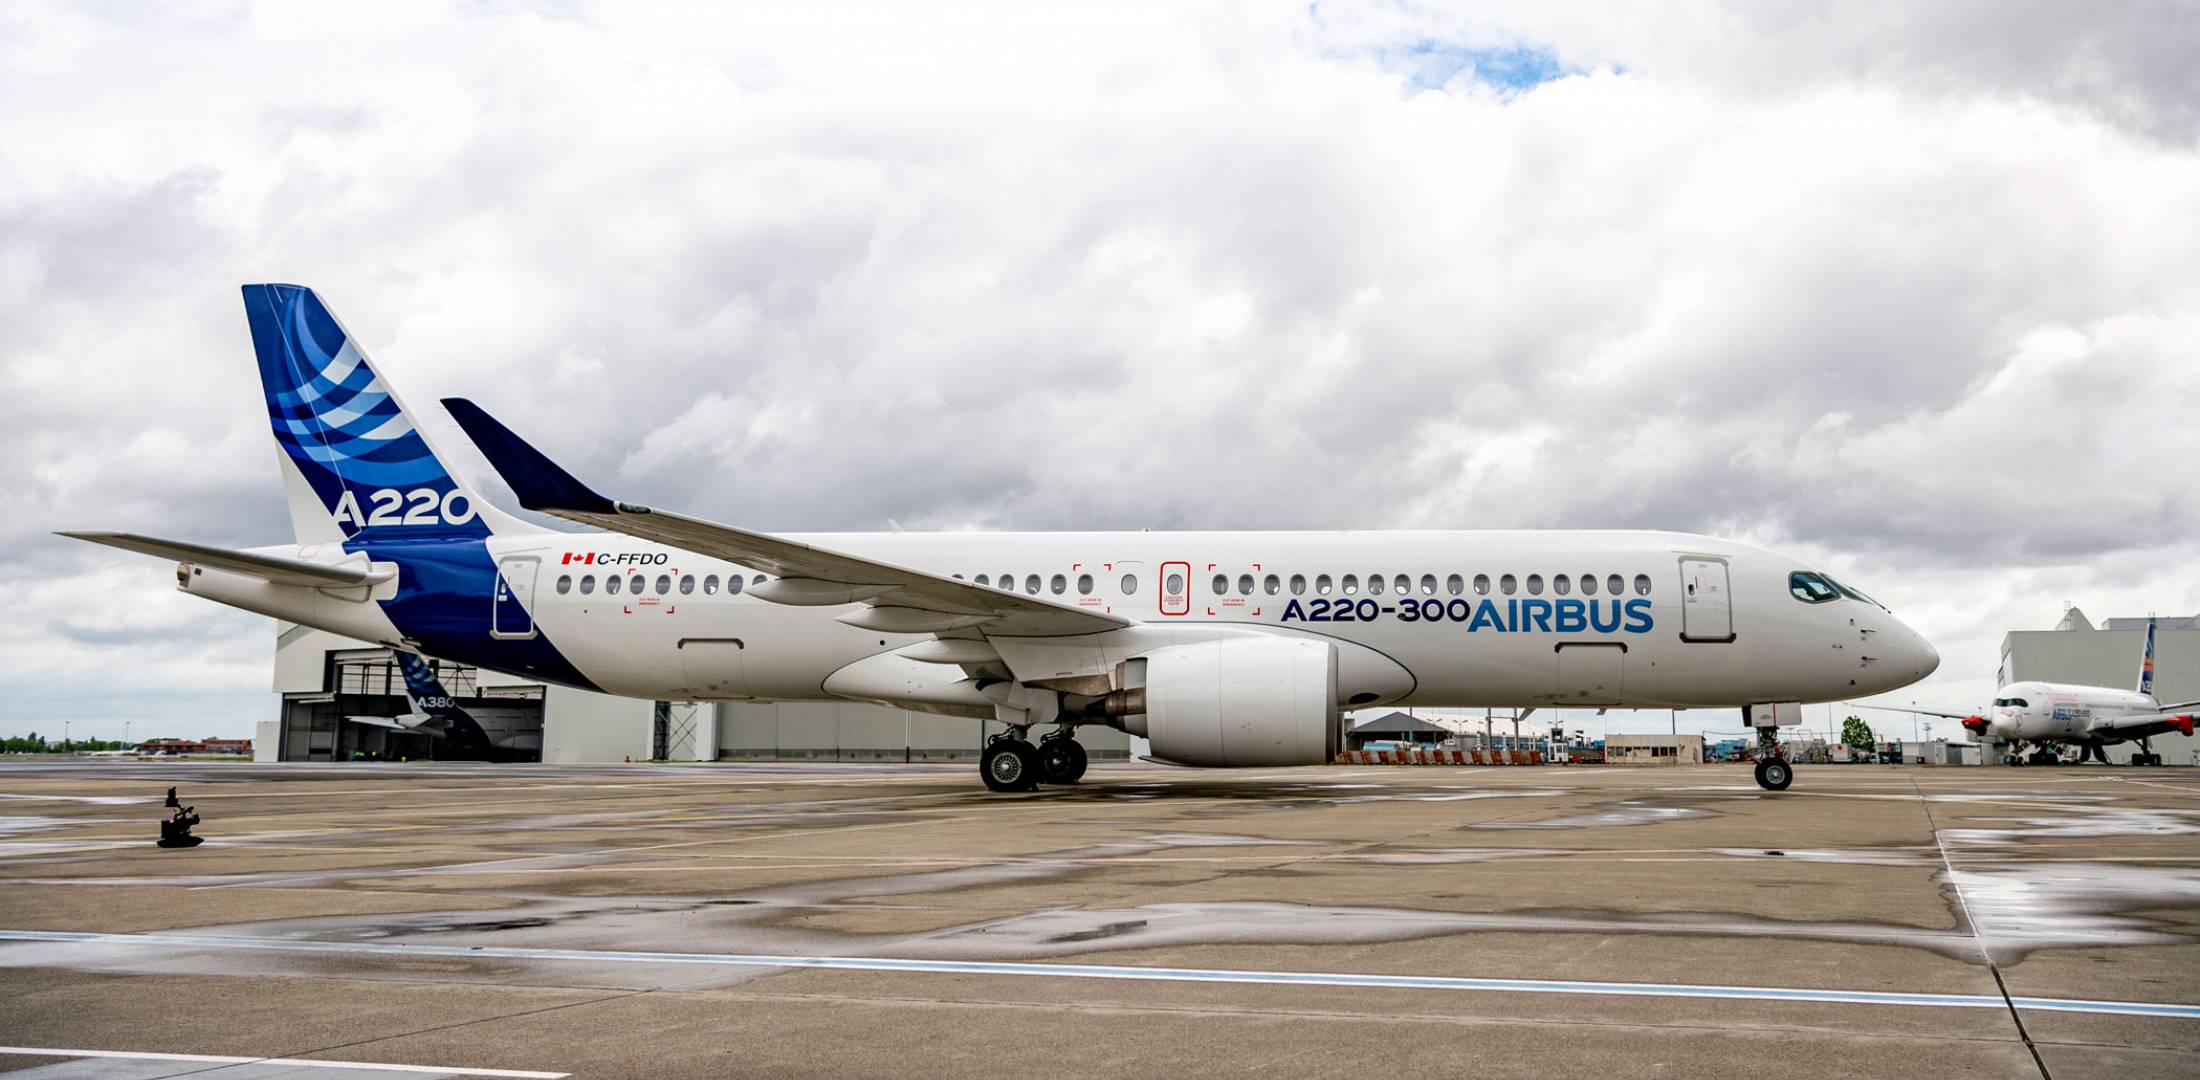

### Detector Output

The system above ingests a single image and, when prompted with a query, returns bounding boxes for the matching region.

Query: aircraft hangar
[1998,608,2198,765]
[263,624,1130,763]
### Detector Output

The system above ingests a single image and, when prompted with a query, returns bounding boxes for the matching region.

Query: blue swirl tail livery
[242,283,532,543]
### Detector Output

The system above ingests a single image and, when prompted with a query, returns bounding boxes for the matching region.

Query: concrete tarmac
[1,759,2195,1078]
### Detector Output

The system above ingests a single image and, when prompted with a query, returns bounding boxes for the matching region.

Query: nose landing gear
[1752,728,1792,791]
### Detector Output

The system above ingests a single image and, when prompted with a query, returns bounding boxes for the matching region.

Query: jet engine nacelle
[1114,637,1340,767]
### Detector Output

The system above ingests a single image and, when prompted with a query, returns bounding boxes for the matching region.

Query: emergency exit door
[491,556,539,640]
[1678,557,1733,642]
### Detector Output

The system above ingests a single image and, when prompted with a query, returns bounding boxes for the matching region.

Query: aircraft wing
[1845,702,1981,722]
[2085,711,2197,739]
[59,532,389,587]
[345,714,443,736]
[442,398,1130,638]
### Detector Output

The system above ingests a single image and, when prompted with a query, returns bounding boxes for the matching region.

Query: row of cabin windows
[554,572,769,597]
[943,570,1655,600]
[951,572,1113,596]
[556,567,1654,602]
[1211,571,1653,599]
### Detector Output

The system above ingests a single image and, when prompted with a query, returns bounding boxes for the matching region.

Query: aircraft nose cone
[1911,630,1941,680]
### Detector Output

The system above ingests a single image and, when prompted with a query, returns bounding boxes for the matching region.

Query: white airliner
[1857,619,2194,765]
[65,285,1939,792]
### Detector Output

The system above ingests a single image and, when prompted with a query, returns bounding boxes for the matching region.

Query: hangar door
[1678,558,1734,643]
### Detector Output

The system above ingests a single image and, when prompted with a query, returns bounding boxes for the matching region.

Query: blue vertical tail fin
[2139,617,2158,696]
[395,652,493,753]
[242,284,529,543]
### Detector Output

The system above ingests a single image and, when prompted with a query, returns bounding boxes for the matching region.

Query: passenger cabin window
[1315,574,1332,595]
[556,574,572,595]
[999,573,1014,590]
[1368,574,1385,595]
[679,574,695,595]
[975,574,990,586]
[1025,574,1041,595]
[1581,574,1598,596]
[1394,574,1410,595]
[1079,574,1094,595]
[1607,574,1624,596]
[726,574,743,596]
[655,574,671,595]
[1420,574,1437,595]
[1289,574,1306,595]
[1213,574,1229,595]
[1050,573,1066,595]
[1237,574,1254,595]
[606,575,622,595]
[703,574,719,595]
[1633,574,1652,595]
[580,575,596,595]
[1341,574,1358,595]
[1789,571,1840,604]
[1166,571,1185,595]
[1553,574,1571,595]
[1499,573,1517,595]
[1525,574,1544,595]
[1474,574,1491,595]
[1121,573,1139,595]
[1264,574,1281,595]
[1446,573,1464,596]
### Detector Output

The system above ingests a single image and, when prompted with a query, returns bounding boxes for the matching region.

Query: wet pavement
[0,759,2195,1078]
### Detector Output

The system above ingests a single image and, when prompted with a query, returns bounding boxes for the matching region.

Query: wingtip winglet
[440,398,618,515]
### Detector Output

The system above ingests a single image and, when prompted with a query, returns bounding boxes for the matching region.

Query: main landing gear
[2129,737,2163,767]
[980,726,1088,792]
[1751,728,1792,791]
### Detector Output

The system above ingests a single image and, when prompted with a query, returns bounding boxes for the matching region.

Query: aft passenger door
[491,556,539,640]
[1678,557,1734,643]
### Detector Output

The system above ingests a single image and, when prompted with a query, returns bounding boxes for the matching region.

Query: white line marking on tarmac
[0,1045,566,1077]
[5,929,2197,1021]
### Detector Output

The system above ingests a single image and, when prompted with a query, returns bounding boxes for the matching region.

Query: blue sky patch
[1391,41,1574,95]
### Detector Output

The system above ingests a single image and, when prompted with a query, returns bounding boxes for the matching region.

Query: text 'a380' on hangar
[262,624,1131,764]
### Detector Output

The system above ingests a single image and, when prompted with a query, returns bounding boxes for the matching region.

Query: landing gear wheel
[1037,737,1087,784]
[1754,757,1793,792]
[981,739,1040,793]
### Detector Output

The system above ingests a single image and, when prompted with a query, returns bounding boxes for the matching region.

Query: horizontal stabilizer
[59,531,388,587]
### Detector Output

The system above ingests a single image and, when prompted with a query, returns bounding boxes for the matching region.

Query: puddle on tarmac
[0,793,159,806]
[1476,801,1715,829]
[1948,863,2200,953]
[1943,808,2200,845]
[1143,833,1322,847]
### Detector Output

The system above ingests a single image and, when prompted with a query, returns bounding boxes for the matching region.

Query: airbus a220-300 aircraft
[1858,618,2194,766]
[68,285,1940,792]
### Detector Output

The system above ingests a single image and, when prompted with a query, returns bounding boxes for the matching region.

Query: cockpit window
[1788,571,1839,604]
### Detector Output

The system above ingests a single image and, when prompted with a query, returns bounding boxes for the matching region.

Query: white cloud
[2,1,2195,738]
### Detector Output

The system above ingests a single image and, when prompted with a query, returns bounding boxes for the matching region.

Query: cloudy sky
[4,1,2196,743]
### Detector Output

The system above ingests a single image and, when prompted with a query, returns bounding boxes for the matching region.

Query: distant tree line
[1,734,139,753]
